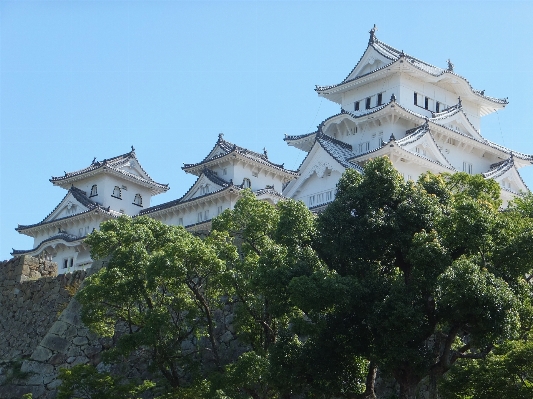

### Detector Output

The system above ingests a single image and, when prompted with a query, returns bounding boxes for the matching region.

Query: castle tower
[12,148,168,273]
[283,27,531,208]
[140,134,298,230]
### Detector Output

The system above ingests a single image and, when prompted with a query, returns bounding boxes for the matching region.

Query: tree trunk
[361,361,377,398]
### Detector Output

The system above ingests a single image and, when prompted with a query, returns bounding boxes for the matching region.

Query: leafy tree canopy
[290,157,533,399]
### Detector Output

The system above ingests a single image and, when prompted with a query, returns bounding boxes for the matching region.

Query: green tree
[56,364,154,399]
[78,216,226,390]
[439,333,533,399]
[210,191,367,398]
[290,157,533,399]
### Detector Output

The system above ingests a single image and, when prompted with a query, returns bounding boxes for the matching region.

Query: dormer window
[243,178,251,188]
[90,185,98,197]
[112,186,122,199]
[133,194,142,206]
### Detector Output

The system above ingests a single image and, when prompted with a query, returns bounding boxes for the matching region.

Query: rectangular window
[69,258,74,268]
[63,259,68,269]
[325,191,332,201]
[309,195,315,207]
[217,206,223,215]
[463,162,473,174]
[204,210,209,220]
[358,141,370,153]
[317,193,324,204]
[354,101,360,111]
[365,97,371,109]
[414,92,418,105]
[377,93,383,106]
[436,102,441,113]
[425,97,429,110]
[223,168,227,175]
[178,218,183,226]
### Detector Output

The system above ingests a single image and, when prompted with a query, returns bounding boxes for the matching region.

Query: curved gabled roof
[315,30,507,107]
[139,170,238,216]
[183,134,298,176]
[16,186,119,233]
[12,232,83,256]
[50,148,169,194]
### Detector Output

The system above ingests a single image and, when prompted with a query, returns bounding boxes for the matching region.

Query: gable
[344,46,393,82]
[44,192,92,223]
[180,173,226,202]
[399,132,455,170]
[283,142,349,200]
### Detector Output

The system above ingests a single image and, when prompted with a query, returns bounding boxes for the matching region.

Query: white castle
[14,27,532,273]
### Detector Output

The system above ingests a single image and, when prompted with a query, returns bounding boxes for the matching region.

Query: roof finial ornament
[389,133,396,141]
[447,58,454,72]
[131,145,135,152]
[263,147,268,158]
[390,93,396,102]
[400,49,405,57]
[92,157,96,164]
[218,133,224,140]
[480,90,485,96]
[424,117,430,129]
[368,24,378,45]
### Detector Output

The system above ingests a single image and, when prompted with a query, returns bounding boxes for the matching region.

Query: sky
[1,0,533,260]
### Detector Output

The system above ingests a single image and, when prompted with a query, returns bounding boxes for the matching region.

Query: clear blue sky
[2,1,533,260]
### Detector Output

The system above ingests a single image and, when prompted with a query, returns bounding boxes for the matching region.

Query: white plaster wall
[341,80,398,113]
[291,170,342,208]
[396,75,481,130]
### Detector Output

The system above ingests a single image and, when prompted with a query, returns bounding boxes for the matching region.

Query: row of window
[308,190,335,207]
[414,93,449,113]
[354,92,385,111]
[90,184,143,206]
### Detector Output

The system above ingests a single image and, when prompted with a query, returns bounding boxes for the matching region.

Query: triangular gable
[344,45,394,82]
[350,137,453,174]
[483,158,529,194]
[283,140,351,200]
[113,155,152,180]
[397,128,455,170]
[180,172,228,202]
[43,189,94,223]
[431,108,483,141]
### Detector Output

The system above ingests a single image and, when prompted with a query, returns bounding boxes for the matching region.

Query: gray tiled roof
[12,232,83,255]
[50,149,169,191]
[16,186,117,231]
[315,34,508,106]
[183,134,298,175]
[139,170,237,216]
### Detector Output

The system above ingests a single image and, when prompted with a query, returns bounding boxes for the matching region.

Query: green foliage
[211,191,365,397]
[56,364,154,399]
[296,157,533,398]
[439,334,533,399]
[78,216,226,388]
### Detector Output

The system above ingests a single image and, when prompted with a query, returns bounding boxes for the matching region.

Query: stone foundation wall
[0,256,87,398]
